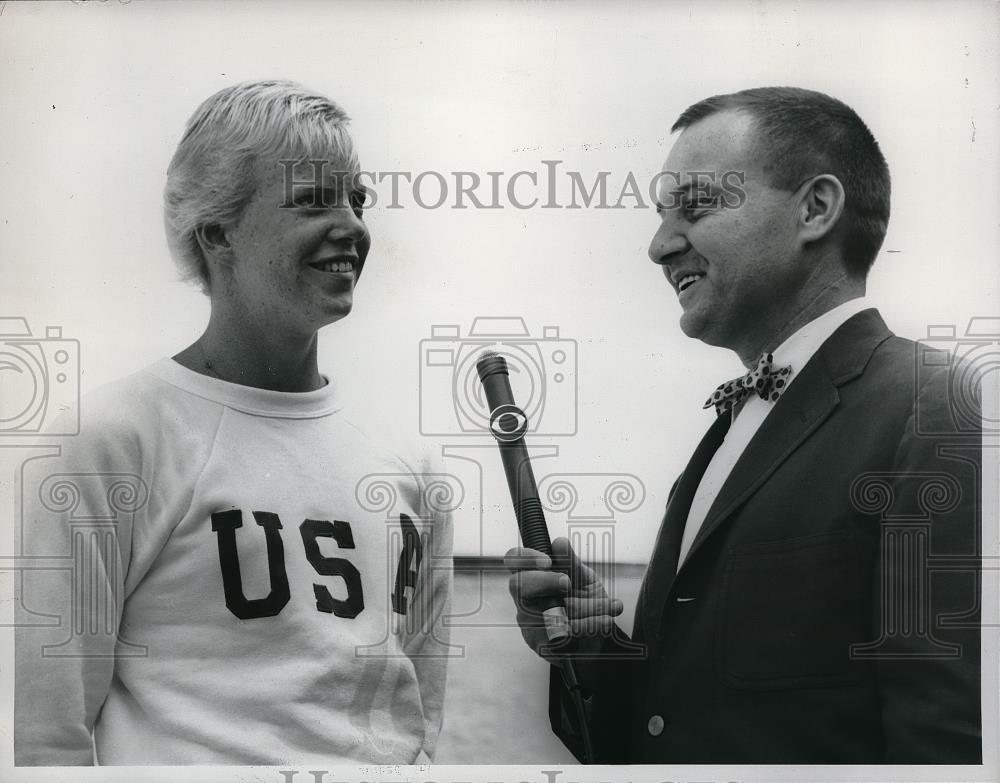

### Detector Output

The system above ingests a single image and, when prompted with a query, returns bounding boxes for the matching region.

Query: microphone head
[476,350,509,382]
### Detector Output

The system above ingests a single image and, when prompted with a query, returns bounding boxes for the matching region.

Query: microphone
[476,350,570,646]
[477,349,594,763]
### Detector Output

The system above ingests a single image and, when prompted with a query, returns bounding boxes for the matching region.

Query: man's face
[648,111,806,362]
[223,155,371,335]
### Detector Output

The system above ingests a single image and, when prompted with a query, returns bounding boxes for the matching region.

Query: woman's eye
[293,189,323,209]
[292,187,367,215]
[350,190,369,216]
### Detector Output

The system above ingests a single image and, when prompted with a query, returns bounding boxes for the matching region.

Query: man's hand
[504,536,623,659]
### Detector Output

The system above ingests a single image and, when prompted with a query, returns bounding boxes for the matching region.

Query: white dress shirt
[676,297,873,570]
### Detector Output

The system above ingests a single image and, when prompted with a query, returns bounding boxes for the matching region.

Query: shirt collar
[770,296,872,376]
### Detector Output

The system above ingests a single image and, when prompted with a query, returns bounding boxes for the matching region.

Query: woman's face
[220,154,371,338]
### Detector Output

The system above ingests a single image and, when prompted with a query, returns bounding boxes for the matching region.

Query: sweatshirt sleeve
[399,462,455,762]
[14,405,146,766]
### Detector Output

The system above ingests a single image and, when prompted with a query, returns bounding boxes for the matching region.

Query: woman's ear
[798,174,846,244]
[194,223,234,267]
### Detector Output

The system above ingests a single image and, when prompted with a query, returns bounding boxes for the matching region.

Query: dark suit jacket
[550,309,982,763]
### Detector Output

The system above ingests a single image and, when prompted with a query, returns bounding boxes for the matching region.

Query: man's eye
[684,196,719,219]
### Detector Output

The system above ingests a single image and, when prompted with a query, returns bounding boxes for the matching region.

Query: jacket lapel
[679,309,894,572]
[637,411,731,642]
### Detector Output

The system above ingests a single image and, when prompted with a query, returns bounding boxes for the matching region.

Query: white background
[1,0,998,778]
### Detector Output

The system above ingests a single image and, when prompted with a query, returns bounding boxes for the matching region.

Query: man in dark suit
[506,87,982,763]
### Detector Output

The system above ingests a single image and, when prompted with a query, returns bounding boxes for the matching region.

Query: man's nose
[647,218,690,265]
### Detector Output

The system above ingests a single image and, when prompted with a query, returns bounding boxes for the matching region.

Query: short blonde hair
[163,80,358,292]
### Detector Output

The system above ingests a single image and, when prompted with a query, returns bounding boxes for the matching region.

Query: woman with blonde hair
[16,80,453,766]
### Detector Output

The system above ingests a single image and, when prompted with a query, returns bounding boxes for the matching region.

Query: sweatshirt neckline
[146,358,342,418]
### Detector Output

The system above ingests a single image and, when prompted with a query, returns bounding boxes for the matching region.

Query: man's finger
[503,546,552,573]
[550,537,597,586]
[564,596,624,620]
[570,615,616,637]
[514,604,545,627]
[508,569,571,603]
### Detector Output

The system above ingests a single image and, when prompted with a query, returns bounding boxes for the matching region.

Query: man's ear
[194,223,234,267]
[798,174,846,243]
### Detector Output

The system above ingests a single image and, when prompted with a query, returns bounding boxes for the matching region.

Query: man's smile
[668,265,707,297]
[308,256,357,276]
[677,273,704,293]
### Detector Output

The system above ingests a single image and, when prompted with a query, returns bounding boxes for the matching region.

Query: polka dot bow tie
[703,352,793,416]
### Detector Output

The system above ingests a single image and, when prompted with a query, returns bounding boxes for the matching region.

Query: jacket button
[647,715,665,736]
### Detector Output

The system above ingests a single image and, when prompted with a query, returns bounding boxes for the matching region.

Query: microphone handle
[496,436,569,644]
[496,439,553,557]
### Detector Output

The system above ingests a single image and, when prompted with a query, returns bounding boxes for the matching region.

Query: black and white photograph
[1,1,997,782]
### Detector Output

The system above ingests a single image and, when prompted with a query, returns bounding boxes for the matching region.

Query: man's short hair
[163,79,357,292]
[672,87,891,278]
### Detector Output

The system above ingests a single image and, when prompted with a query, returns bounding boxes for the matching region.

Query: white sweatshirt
[15,358,453,765]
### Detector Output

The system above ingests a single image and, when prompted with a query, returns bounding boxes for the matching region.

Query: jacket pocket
[717,529,867,690]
